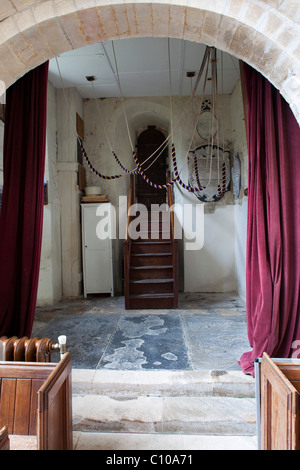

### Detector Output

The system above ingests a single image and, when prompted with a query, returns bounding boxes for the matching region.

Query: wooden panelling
[0,353,72,450]
[0,426,9,450]
[260,353,300,450]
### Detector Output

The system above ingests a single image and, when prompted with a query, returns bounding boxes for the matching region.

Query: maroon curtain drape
[0,61,49,337]
[239,63,300,376]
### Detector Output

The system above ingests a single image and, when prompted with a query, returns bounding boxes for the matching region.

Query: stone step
[72,394,256,436]
[72,369,255,399]
[73,431,258,450]
[71,369,256,437]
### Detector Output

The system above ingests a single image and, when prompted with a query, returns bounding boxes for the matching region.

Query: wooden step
[130,265,173,280]
[135,232,171,241]
[131,241,172,254]
[124,205,177,309]
[129,279,174,294]
[128,293,176,309]
[130,253,172,266]
[136,210,170,221]
[138,220,171,229]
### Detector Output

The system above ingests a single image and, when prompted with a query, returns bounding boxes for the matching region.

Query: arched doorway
[135,126,168,209]
[0,2,299,125]
[0,1,298,370]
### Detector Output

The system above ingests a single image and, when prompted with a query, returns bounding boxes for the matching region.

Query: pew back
[0,426,9,450]
[260,353,300,450]
[0,353,72,450]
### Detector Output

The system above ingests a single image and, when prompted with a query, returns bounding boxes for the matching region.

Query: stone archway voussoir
[0,0,298,124]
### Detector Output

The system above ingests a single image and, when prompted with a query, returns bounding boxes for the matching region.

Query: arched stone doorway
[0,0,298,343]
[0,1,299,124]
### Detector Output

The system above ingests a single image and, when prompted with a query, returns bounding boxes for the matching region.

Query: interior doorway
[135,126,167,209]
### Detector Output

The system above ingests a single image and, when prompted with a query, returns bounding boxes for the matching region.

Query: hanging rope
[217,161,226,197]
[194,153,205,191]
[55,56,125,181]
[131,144,206,192]
[92,41,212,191]
[168,38,174,144]
[80,143,123,180]
[98,41,212,175]
[133,150,178,189]
[86,44,217,194]
[217,50,227,200]
[172,144,205,193]
[112,150,138,175]
[190,47,227,200]
[56,41,216,191]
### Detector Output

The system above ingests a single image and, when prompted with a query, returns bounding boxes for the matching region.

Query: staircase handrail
[167,171,178,307]
[124,174,134,308]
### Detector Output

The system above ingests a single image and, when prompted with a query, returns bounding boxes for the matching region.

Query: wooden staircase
[124,175,178,309]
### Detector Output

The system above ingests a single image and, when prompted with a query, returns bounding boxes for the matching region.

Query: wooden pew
[0,352,73,450]
[0,426,10,450]
[256,352,300,450]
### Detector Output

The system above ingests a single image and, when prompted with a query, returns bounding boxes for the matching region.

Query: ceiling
[48,37,240,99]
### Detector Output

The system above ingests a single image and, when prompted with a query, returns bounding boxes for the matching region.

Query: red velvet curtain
[239,63,300,376]
[0,62,49,337]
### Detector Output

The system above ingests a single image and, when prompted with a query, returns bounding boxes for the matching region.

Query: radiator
[0,335,67,362]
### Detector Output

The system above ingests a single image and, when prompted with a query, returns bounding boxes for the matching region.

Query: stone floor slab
[73,431,258,450]
[33,293,252,371]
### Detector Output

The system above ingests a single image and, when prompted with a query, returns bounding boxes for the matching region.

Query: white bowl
[85,186,101,196]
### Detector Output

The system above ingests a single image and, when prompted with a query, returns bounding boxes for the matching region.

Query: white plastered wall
[231,80,248,302]
[37,81,62,305]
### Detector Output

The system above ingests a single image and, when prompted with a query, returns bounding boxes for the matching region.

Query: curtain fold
[239,63,300,376]
[0,62,49,337]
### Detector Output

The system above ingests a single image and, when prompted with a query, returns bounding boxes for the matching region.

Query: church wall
[231,80,248,302]
[178,94,237,294]
[37,81,62,305]
[37,84,85,305]
[55,87,84,299]
[0,80,248,302]
[0,0,296,303]
[82,92,247,294]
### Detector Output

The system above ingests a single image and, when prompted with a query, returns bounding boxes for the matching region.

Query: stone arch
[0,1,299,122]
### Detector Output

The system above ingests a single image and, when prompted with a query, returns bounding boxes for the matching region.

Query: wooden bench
[256,352,300,450]
[0,352,73,450]
[0,426,9,450]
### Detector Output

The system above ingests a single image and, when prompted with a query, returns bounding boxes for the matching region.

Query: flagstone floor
[32,292,251,372]
[31,293,257,451]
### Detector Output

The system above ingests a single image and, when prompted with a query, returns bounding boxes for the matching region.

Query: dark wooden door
[135,126,167,209]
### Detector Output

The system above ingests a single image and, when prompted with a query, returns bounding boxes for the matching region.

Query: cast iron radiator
[0,336,67,362]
